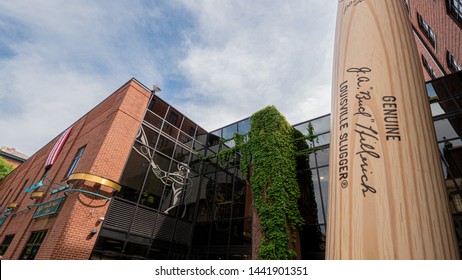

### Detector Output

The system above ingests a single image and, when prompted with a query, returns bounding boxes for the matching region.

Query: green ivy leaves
[210,106,316,260]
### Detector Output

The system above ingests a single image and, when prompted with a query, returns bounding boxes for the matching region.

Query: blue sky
[0,0,337,156]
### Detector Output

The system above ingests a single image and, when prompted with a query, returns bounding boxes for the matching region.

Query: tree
[0,156,14,180]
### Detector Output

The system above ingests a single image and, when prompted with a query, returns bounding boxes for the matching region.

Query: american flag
[44,126,73,169]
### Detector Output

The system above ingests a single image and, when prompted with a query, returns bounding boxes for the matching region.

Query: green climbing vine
[207,105,318,260]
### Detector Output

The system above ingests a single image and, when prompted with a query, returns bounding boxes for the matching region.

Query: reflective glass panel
[318,167,329,223]
[315,147,329,167]
[311,169,325,224]
[434,116,462,141]
[148,97,169,118]
[431,102,445,116]
[178,132,194,148]
[162,123,179,139]
[119,143,150,202]
[238,118,251,134]
[156,135,176,157]
[173,144,191,163]
[310,115,331,135]
[144,111,163,129]
[140,170,164,210]
[222,123,237,140]
[315,132,330,147]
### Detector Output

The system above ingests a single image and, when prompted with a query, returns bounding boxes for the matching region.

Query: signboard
[33,197,65,219]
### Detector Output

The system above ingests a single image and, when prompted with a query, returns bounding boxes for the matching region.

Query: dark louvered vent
[104,199,136,231]
[152,214,175,241]
[131,207,157,237]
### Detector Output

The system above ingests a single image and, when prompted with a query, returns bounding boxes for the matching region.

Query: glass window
[315,132,330,147]
[422,55,437,79]
[178,132,194,148]
[140,171,164,210]
[173,144,191,163]
[232,179,246,219]
[448,0,462,25]
[118,143,150,202]
[222,123,237,140]
[237,118,251,134]
[0,234,14,256]
[65,146,86,177]
[147,97,156,111]
[418,13,436,49]
[167,111,179,127]
[144,111,163,129]
[310,116,331,135]
[156,136,176,157]
[294,116,331,136]
[137,125,159,148]
[426,83,438,98]
[318,167,329,223]
[147,97,168,118]
[440,138,462,180]
[314,147,329,167]
[195,127,208,144]
[311,170,325,224]
[162,123,179,140]
[431,102,446,116]
[19,230,47,260]
[434,116,462,141]
[447,51,462,73]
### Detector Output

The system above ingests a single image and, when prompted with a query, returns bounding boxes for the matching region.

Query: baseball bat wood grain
[326,0,459,259]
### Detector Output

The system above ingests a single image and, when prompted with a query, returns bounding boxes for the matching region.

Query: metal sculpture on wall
[134,126,193,217]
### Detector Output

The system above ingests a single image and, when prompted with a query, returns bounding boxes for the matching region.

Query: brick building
[0,79,152,259]
[406,0,462,80]
[0,1,461,260]
[0,146,28,168]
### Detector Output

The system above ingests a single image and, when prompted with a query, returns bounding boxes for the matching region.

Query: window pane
[162,124,179,140]
[137,125,159,148]
[315,147,329,167]
[156,136,176,157]
[232,179,246,219]
[434,116,462,141]
[140,171,164,210]
[311,169,325,224]
[318,167,329,223]
[144,110,163,129]
[315,132,330,147]
[147,97,168,118]
[237,118,251,134]
[222,123,237,140]
[173,144,191,163]
[118,143,150,202]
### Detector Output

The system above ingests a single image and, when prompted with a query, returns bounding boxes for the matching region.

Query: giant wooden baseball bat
[326,0,459,259]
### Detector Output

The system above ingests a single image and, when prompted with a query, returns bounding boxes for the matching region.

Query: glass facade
[91,71,462,259]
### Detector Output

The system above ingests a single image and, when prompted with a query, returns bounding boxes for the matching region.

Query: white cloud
[0,0,337,156]
[174,0,336,130]
[0,0,165,155]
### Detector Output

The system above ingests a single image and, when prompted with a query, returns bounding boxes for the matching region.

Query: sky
[0,0,337,156]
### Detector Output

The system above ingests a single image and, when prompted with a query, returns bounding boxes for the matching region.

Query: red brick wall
[0,79,151,259]
[408,0,462,80]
